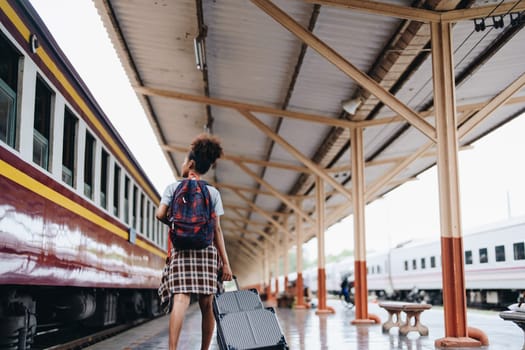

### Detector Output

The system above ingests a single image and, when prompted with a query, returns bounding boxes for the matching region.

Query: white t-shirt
[160,180,224,216]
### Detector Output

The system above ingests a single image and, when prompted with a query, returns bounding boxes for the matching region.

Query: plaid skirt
[158,245,219,313]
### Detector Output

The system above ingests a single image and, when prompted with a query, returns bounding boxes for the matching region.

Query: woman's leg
[169,293,190,350]
[198,294,215,350]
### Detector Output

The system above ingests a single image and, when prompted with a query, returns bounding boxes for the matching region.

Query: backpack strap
[195,180,214,217]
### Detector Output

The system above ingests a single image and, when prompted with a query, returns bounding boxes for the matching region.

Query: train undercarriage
[0,285,161,349]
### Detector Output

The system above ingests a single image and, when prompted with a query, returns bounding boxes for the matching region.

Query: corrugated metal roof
[94,0,525,279]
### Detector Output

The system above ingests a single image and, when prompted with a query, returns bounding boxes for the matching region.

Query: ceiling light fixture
[473,12,523,32]
[342,97,363,115]
[194,35,207,71]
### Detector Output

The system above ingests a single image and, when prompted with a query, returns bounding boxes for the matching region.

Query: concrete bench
[379,301,432,336]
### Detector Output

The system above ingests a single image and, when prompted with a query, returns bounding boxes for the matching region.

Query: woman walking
[156,133,232,350]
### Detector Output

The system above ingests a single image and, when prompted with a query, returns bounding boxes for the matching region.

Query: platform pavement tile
[87,298,524,349]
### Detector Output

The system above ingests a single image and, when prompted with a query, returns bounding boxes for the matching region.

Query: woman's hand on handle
[221,264,233,281]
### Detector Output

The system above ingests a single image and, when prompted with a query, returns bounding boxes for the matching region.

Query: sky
[28,0,525,257]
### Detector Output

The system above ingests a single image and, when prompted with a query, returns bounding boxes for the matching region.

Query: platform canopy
[94,0,525,268]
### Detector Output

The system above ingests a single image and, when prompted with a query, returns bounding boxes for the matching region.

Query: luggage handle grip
[218,270,239,293]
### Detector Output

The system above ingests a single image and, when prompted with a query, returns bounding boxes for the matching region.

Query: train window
[377,265,381,274]
[412,259,417,270]
[479,248,488,263]
[124,176,130,224]
[404,260,408,271]
[465,250,473,265]
[514,242,525,260]
[100,149,109,209]
[151,205,156,243]
[132,185,138,229]
[430,256,436,268]
[152,205,156,241]
[421,258,426,269]
[0,32,21,148]
[145,200,150,239]
[33,76,54,170]
[113,164,121,217]
[495,245,505,262]
[151,204,155,240]
[62,108,77,187]
[155,207,159,243]
[84,132,95,198]
[140,193,145,233]
[149,203,155,243]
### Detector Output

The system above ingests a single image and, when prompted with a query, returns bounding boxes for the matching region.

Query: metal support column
[316,176,335,314]
[283,214,290,292]
[274,234,280,296]
[295,199,308,309]
[431,21,484,347]
[264,240,271,298]
[351,127,379,325]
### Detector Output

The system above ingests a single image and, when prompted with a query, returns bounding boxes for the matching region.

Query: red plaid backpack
[168,179,216,250]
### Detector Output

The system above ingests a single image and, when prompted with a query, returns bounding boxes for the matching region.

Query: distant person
[340,274,354,306]
[340,276,350,303]
[156,134,232,350]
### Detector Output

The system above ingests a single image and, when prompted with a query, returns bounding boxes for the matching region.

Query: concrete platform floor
[85,298,524,349]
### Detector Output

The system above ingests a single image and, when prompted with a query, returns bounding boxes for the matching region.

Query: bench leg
[399,311,429,337]
[382,310,402,333]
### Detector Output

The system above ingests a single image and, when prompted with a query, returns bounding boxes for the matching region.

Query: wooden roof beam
[230,189,288,233]
[162,144,311,174]
[223,226,266,248]
[251,0,437,142]
[357,95,525,128]
[234,251,259,265]
[305,1,525,24]
[365,108,476,201]
[459,72,525,140]
[235,241,262,260]
[221,216,269,228]
[327,145,472,173]
[442,1,525,22]
[237,109,353,201]
[234,160,315,225]
[224,203,286,218]
[305,0,441,22]
[225,220,279,246]
[135,86,356,129]
[213,182,274,197]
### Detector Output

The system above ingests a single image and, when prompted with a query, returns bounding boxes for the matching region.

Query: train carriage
[286,218,525,308]
[0,1,168,347]
[364,217,525,306]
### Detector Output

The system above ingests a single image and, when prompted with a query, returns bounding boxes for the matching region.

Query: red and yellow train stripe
[0,157,166,259]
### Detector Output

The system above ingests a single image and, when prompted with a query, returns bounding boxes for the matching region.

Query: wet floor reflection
[277,300,434,350]
[319,315,327,349]
[89,299,523,350]
[388,332,424,350]
[356,325,370,349]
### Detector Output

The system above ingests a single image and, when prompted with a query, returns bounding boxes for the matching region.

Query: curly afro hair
[188,133,223,174]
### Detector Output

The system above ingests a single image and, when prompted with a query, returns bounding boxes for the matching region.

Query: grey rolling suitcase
[213,277,288,350]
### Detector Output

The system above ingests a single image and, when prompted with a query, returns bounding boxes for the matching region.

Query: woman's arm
[155,203,170,226]
[214,217,232,281]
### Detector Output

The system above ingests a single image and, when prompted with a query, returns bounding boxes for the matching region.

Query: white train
[296,217,525,308]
